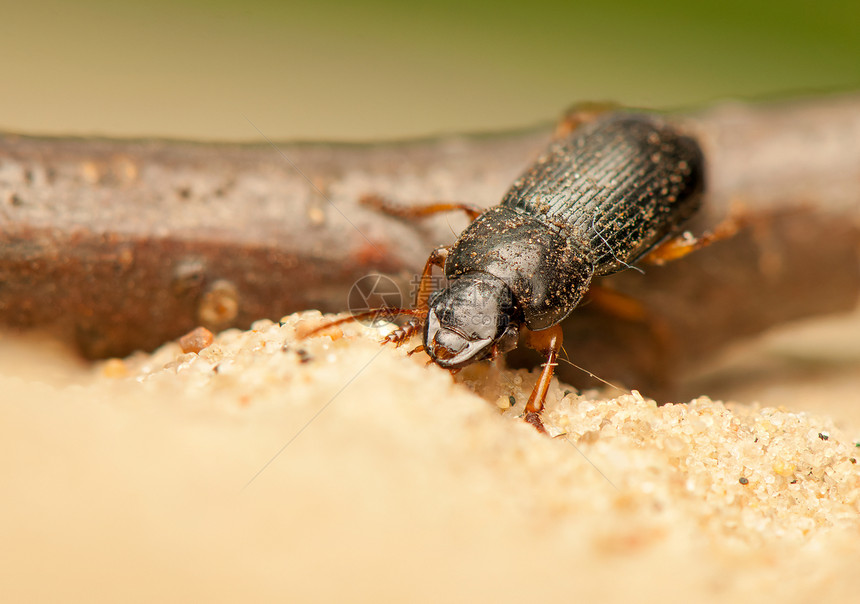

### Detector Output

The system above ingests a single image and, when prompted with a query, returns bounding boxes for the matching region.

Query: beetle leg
[361,194,482,222]
[302,246,448,347]
[584,284,675,378]
[585,284,649,322]
[522,324,564,433]
[415,246,449,312]
[643,216,743,265]
[298,307,425,341]
[554,101,620,139]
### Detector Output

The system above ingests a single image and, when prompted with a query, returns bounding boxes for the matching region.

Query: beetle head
[424,273,520,368]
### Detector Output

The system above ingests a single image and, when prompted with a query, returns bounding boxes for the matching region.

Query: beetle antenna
[299,307,426,340]
[556,353,629,395]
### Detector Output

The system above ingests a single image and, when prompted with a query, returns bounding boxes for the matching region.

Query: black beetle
[308,110,710,431]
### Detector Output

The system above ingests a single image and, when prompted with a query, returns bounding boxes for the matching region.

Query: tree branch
[1,94,858,395]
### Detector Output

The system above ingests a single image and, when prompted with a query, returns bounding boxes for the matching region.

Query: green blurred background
[1,0,858,141]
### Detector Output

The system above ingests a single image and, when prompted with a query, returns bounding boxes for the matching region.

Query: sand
[1,312,859,603]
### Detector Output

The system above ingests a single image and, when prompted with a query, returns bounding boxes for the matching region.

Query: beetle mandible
[309,110,712,432]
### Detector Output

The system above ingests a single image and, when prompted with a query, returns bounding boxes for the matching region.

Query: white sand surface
[2,312,859,603]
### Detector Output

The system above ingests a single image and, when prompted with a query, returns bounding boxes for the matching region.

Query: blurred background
[1,0,858,141]
[1,7,859,601]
